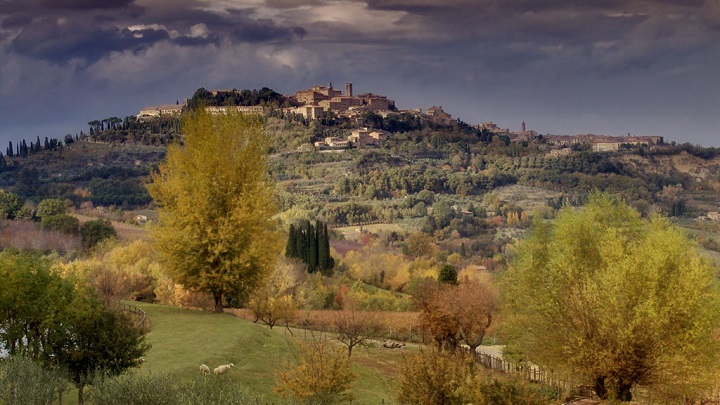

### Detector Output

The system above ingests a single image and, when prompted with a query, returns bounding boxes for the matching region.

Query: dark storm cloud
[225,9,306,42]
[0,13,32,29]
[40,0,136,10]
[9,21,169,63]
[0,0,307,64]
[171,33,220,47]
[231,23,305,42]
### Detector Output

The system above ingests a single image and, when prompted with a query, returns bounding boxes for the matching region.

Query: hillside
[4,111,720,264]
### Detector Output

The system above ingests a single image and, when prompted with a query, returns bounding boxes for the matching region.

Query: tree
[332,300,383,358]
[414,277,497,353]
[40,214,80,235]
[0,250,148,405]
[285,220,334,274]
[274,340,355,404]
[0,250,75,360]
[80,218,117,249]
[502,193,720,401]
[454,279,497,353]
[246,258,302,330]
[438,264,458,285]
[148,109,281,313]
[36,198,68,219]
[0,189,23,219]
[49,290,150,405]
[402,232,434,258]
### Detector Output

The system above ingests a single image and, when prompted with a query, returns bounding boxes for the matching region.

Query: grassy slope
[133,302,406,404]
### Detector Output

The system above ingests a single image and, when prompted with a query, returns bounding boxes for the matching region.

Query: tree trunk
[213,292,224,313]
[77,381,85,405]
[594,376,608,400]
[616,382,633,402]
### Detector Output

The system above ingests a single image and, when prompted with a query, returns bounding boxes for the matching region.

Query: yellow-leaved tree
[502,193,720,401]
[147,109,281,313]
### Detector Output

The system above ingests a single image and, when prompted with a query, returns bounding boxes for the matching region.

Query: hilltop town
[138,82,664,153]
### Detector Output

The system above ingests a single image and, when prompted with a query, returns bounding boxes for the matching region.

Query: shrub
[89,373,179,405]
[0,357,63,405]
[36,198,69,218]
[81,218,117,249]
[40,214,80,235]
[397,349,554,405]
[0,190,23,219]
[89,373,263,405]
[275,340,355,404]
[397,349,469,405]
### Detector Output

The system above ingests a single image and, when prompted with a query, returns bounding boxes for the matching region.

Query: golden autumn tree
[503,193,720,401]
[147,109,281,313]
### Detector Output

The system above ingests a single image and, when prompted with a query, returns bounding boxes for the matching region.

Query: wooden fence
[471,350,720,404]
[470,350,568,397]
[118,301,148,332]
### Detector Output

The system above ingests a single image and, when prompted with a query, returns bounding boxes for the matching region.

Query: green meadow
[131,302,406,404]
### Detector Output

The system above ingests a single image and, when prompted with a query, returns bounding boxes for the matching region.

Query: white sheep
[213,363,235,375]
[199,364,210,376]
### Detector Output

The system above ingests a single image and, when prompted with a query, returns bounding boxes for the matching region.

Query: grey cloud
[1,13,32,29]
[9,21,169,63]
[230,20,306,42]
[40,0,136,10]
[172,33,221,47]
[263,0,323,8]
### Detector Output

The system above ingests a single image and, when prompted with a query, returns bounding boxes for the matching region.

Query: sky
[0,0,719,148]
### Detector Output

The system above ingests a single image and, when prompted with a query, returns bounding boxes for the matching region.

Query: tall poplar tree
[147,109,281,313]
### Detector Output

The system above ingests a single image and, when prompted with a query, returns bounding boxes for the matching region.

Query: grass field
[130,302,409,404]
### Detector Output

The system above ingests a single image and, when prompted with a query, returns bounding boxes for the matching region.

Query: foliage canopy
[502,193,720,401]
[148,109,281,312]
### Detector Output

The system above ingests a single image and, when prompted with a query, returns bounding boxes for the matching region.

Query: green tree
[438,264,458,285]
[49,290,150,405]
[285,224,298,258]
[80,218,117,249]
[502,194,720,401]
[0,250,75,359]
[0,189,23,219]
[40,214,80,235]
[148,109,281,313]
[0,250,148,405]
[285,220,334,274]
[36,198,68,219]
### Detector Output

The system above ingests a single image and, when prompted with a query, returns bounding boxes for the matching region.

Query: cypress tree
[317,220,328,271]
[320,222,334,276]
[286,224,297,258]
[307,221,318,272]
[295,220,309,265]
